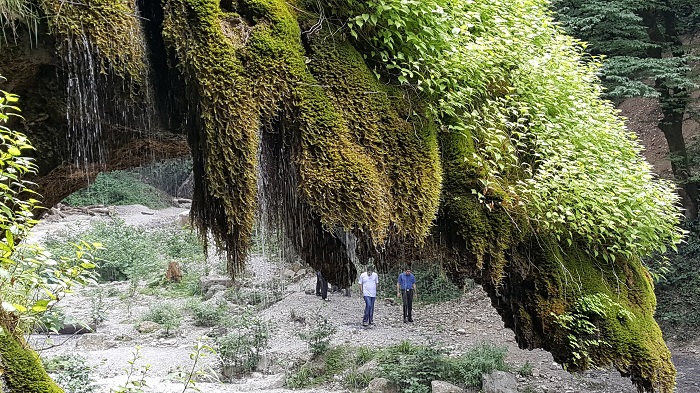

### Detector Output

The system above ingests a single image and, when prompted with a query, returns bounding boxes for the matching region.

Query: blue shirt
[397,272,415,290]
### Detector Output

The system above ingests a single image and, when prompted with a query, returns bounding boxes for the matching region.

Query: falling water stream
[61,6,156,169]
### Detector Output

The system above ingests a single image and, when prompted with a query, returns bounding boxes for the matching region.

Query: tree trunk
[658,90,699,219]
[0,317,64,392]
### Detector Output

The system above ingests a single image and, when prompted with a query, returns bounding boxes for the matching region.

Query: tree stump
[165,261,183,283]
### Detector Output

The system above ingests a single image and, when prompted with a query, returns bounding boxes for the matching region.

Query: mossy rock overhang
[0,0,677,391]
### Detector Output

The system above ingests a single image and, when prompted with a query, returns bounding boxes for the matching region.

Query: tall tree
[553,0,700,218]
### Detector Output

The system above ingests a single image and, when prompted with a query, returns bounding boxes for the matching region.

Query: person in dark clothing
[316,270,328,301]
[396,267,417,322]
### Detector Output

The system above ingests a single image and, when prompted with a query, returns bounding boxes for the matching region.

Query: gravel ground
[27,205,700,393]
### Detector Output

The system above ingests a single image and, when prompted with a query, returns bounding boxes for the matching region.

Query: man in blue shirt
[396,267,417,323]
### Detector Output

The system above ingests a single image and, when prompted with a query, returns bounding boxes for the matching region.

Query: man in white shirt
[359,264,379,327]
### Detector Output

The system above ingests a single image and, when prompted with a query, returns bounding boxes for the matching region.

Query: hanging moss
[162,0,261,275]
[0,329,64,393]
[304,34,441,242]
[39,0,147,86]
[533,242,675,392]
[161,0,442,275]
[10,0,674,390]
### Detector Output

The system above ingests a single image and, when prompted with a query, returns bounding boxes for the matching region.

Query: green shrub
[63,170,171,209]
[378,341,450,393]
[141,303,182,335]
[42,219,158,281]
[344,367,373,390]
[298,317,337,357]
[135,158,192,197]
[286,346,353,389]
[215,313,269,376]
[286,365,314,389]
[151,227,205,263]
[452,342,509,387]
[188,299,227,327]
[42,220,204,283]
[414,265,462,304]
[43,354,98,393]
[88,286,107,325]
[376,341,509,392]
[518,361,534,377]
[354,346,374,366]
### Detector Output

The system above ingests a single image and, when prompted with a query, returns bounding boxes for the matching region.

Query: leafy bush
[344,368,373,390]
[298,317,337,357]
[141,303,182,335]
[43,354,98,393]
[215,313,269,376]
[354,346,374,366]
[4,243,98,334]
[135,158,192,197]
[378,341,451,393]
[42,220,205,282]
[414,265,462,304]
[150,227,204,263]
[452,342,509,387]
[518,361,534,377]
[339,0,683,262]
[63,170,171,209]
[188,299,227,327]
[377,341,509,392]
[286,346,350,388]
[286,364,314,388]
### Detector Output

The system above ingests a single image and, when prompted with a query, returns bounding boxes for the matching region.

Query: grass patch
[42,219,205,283]
[63,170,172,209]
[285,341,509,392]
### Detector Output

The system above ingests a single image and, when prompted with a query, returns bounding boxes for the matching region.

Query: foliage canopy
[340,0,684,263]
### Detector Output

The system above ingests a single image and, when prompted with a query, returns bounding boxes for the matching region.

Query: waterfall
[59,5,155,168]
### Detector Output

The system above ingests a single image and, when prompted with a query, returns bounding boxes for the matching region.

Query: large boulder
[431,380,464,393]
[366,377,399,393]
[199,275,234,294]
[482,370,518,393]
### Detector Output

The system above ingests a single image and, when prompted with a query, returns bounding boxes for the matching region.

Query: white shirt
[359,272,379,297]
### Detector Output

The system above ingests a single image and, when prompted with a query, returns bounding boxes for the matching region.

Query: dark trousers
[401,289,414,320]
[316,274,328,299]
[363,296,376,324]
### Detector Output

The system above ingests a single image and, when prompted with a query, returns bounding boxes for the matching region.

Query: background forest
[551,0,700,337]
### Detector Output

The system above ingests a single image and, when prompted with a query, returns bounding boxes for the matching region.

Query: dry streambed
[28,206,699,393]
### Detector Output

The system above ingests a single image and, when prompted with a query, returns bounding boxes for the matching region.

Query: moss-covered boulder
[0,329,63,392]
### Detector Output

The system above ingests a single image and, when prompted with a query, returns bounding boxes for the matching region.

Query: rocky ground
[26,205,700,393]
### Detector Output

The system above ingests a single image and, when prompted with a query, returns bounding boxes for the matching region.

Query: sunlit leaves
[0,86,97,335]
[342,0,684,262]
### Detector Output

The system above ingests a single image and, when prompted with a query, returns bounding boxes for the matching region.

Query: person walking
[316,270,328,301]
[359,264,379,327]
[397,266,417,323]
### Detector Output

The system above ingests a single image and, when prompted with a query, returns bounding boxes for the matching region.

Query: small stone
[136,321,161,333]
[431,380,464,393]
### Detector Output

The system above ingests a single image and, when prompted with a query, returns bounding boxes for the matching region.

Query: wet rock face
[0,26,68,177]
